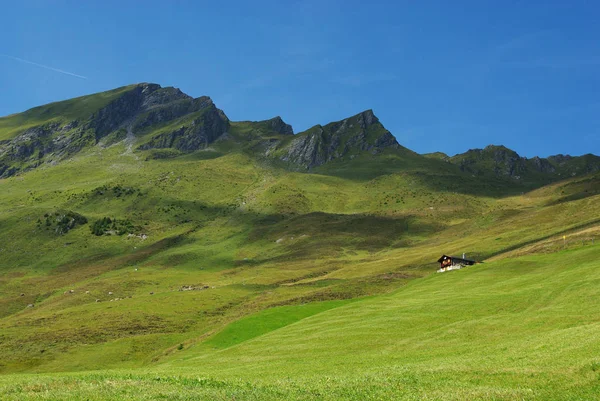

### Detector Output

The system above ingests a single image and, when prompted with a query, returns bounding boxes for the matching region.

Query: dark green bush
[39,210,87,235]
[90,217,138,236]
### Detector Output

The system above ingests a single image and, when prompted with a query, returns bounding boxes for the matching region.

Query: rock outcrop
[0,121,96,178]
[530,156,556,173]
[265,116,294,136]
[280,110,399,169]
[137,102,229,152]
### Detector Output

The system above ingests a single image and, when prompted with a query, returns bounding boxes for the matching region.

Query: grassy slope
[1,90,600,399]
[0,85,137,141]
[0,138,598,375]
[165,245,600,399]
[2,246,600,400]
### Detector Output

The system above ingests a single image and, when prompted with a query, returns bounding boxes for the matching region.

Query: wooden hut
[437,254,476,272]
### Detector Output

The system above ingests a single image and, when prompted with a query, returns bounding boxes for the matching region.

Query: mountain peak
[328,109,379,130]
[483,144,519,155]
[264,116,294,135]
[0,83,231,177]
[279,109,398,169]
[356,109,378,127]
[136,84,194,109]
[138,82,161,92]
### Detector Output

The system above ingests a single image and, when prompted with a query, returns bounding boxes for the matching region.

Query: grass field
[2,245,600,400]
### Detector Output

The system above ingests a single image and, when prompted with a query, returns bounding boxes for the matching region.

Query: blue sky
[1,0,599,157]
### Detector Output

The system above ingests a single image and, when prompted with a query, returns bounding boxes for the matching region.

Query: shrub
[90,217,138,236]
[38,210,87,235]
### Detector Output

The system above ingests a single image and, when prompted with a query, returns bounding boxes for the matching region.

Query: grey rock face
[357,109,377,127]
[280,110,399,169]
[87,84,153,140]
[531,156,556,173]
[138,102,229,152]
[0,121,96,178]
[282,127,327,168]
[88,84,229,152]
[374,131,398,148]
[132,96,217,132]
[141,86,191,109]
[266,117,294,135]
[0,164,17,177]
[87,84,202,140]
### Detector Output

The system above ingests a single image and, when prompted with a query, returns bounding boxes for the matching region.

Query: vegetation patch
[36,210,88,235]
[90,217,139,236]
[92,184,142,198]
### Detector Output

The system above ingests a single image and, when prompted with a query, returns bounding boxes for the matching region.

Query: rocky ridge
[0,83,229,177]
[447,145,600,181]
[279,110,399,169]
[1,83,599,182]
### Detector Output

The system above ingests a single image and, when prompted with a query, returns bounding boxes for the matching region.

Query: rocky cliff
[136,97,229,152]
[279,110,399,169]
[263,116,294,136]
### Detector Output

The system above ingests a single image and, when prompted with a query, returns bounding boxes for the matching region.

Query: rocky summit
[279,110,400,169]
[0,84,400,177]
[0,83,230,177]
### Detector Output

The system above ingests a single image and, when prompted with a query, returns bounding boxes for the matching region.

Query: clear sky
[1,0,599,157]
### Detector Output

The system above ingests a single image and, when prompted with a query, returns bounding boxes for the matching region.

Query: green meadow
[2,247,600,400]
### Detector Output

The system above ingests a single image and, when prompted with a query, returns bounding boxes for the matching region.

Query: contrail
[1,54,88,79]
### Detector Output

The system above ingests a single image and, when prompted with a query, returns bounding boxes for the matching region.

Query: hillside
[3,246,600,400]
[0,83,599,399]
[166,245,600,400]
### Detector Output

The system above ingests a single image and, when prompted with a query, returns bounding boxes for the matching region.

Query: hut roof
[437,254,476,264]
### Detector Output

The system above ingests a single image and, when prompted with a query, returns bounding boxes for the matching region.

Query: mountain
[276,109,400,169]
[1,83,600,399]
[0,83,230,177]
[443,145,600,184]
[2,83,598,187]
[0,84,400,178]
